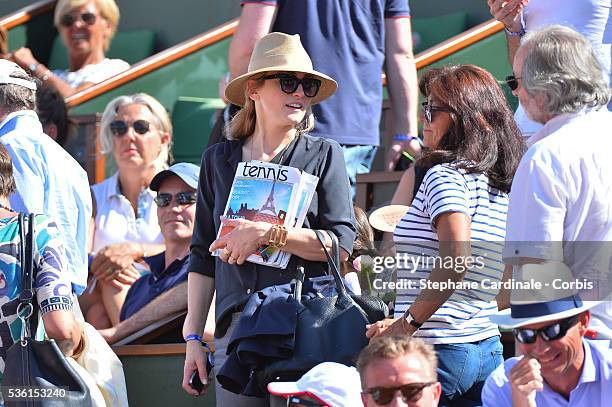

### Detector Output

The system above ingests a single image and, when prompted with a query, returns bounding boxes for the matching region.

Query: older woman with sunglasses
[182,33,355,406]
[11,0,129,97]
[80,93,169,328]
[367,65,525,406]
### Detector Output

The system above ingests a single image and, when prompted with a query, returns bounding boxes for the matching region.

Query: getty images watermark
[364,252,595,292]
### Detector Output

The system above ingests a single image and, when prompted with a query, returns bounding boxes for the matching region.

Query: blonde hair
[100,93,172,170]
[54,0,120,50]
[227,76,315,140]
[357,336,438,386]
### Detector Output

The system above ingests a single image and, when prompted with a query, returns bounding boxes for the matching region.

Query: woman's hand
[11,47,38,71]
[209,218,271,265]
[366,317,414,339]
[91,243,143,278]
[182,341,211,396]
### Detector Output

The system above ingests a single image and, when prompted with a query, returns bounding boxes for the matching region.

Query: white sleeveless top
[90,173,163,253]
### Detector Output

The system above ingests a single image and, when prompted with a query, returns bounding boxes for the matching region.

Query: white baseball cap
[0,59,36,90]
[267,362,363,407]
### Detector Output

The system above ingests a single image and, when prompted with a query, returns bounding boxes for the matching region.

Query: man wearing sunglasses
[501,26,612,343]
[357,336,441,406]
[483,262,612,407]
[98,163,214,345]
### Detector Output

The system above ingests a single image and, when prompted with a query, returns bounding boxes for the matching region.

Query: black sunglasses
[154,191,197,208]
[505,75,522,91]
[262,73,322,98]
[421,101,449,124]
[513,314,581,344]
[60,12,97,27]
[364,382,436,405]
[109,120,151,137]
[286,395,325,406]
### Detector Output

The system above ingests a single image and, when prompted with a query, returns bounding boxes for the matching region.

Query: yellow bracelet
[268,225,288,248]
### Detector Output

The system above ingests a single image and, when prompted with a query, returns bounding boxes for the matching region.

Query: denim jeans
[434,336,504,407]
[341,144,377,200]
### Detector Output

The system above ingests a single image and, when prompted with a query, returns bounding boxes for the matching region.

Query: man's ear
[361,392,368,406]
[431,382,442,406]
[578,311,591,336]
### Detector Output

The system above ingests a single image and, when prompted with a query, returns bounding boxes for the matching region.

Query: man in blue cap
[482,262,611,407]
[99,163,213,344]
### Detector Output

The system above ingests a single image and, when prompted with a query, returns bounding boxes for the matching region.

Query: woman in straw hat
[181,33,356,405]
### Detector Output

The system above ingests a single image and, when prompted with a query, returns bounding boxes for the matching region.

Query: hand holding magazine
[213,160,319,268]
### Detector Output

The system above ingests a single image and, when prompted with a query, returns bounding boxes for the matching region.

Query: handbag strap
[313,230,350,302]
[17,213,35,340]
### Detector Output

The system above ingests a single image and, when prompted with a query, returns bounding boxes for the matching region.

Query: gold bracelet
[268,225,288,248]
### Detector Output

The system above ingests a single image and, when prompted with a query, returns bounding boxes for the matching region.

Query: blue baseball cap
[150,162,200,191]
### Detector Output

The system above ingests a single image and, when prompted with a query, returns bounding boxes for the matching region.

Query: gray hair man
[0,59,92,295]
[502,26,612,341]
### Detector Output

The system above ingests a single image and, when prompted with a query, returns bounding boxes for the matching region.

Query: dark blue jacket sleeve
[187,146,217,278]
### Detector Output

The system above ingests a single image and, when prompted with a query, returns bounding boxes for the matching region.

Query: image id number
[2,386,67,400]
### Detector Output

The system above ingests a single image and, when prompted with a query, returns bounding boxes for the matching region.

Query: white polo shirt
[504,107,612,338]
[514,0,612,136]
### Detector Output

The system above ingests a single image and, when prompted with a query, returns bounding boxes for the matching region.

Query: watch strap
[404,310,423,329]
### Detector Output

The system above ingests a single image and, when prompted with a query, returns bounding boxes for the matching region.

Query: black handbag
[2,213,92,407]
[256,230,388,389]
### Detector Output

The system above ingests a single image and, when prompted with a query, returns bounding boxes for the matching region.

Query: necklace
[0,202,15,212]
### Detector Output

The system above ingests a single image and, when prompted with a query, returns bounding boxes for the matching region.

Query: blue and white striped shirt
[393,163,507,344]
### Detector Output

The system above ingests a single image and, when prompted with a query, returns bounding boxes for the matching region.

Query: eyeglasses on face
[364,382,436,405]
[513,314,581,344]
[109,120,151,137]
[154,191,197,208]
[505,75,522,91]
[421,101,449,124]
[262,73,322,98]
[60,11,97,27]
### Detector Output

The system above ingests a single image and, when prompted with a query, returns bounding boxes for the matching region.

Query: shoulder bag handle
[17,213,35,340]
[313,230,350,303]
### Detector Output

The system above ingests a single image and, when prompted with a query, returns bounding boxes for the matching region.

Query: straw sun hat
[224,32,338,107]
[368,205,410,233]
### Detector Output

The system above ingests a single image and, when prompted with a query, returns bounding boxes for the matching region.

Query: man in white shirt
[503,26,612,339]
[488,0,612,138]
[483,262,611,407]
[0,59,92,295]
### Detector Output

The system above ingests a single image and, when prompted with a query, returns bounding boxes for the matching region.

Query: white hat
[267,362,363,407]
[368,205,409,233]
[490,262,598,329]
[0,59,36,90]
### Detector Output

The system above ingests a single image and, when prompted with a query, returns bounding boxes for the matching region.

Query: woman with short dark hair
[0,142,82,385]
[368,65,525,406]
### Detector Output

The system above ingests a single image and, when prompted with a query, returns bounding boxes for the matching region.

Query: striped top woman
[368,65,525,405]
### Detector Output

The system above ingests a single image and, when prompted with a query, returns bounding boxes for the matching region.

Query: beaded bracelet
[392,134,418,142]
[185,334,203,343]
[504,25,526,37]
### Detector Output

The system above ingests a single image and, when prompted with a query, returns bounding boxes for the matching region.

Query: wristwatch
[28,63,39,73]
[403,310,423,330]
